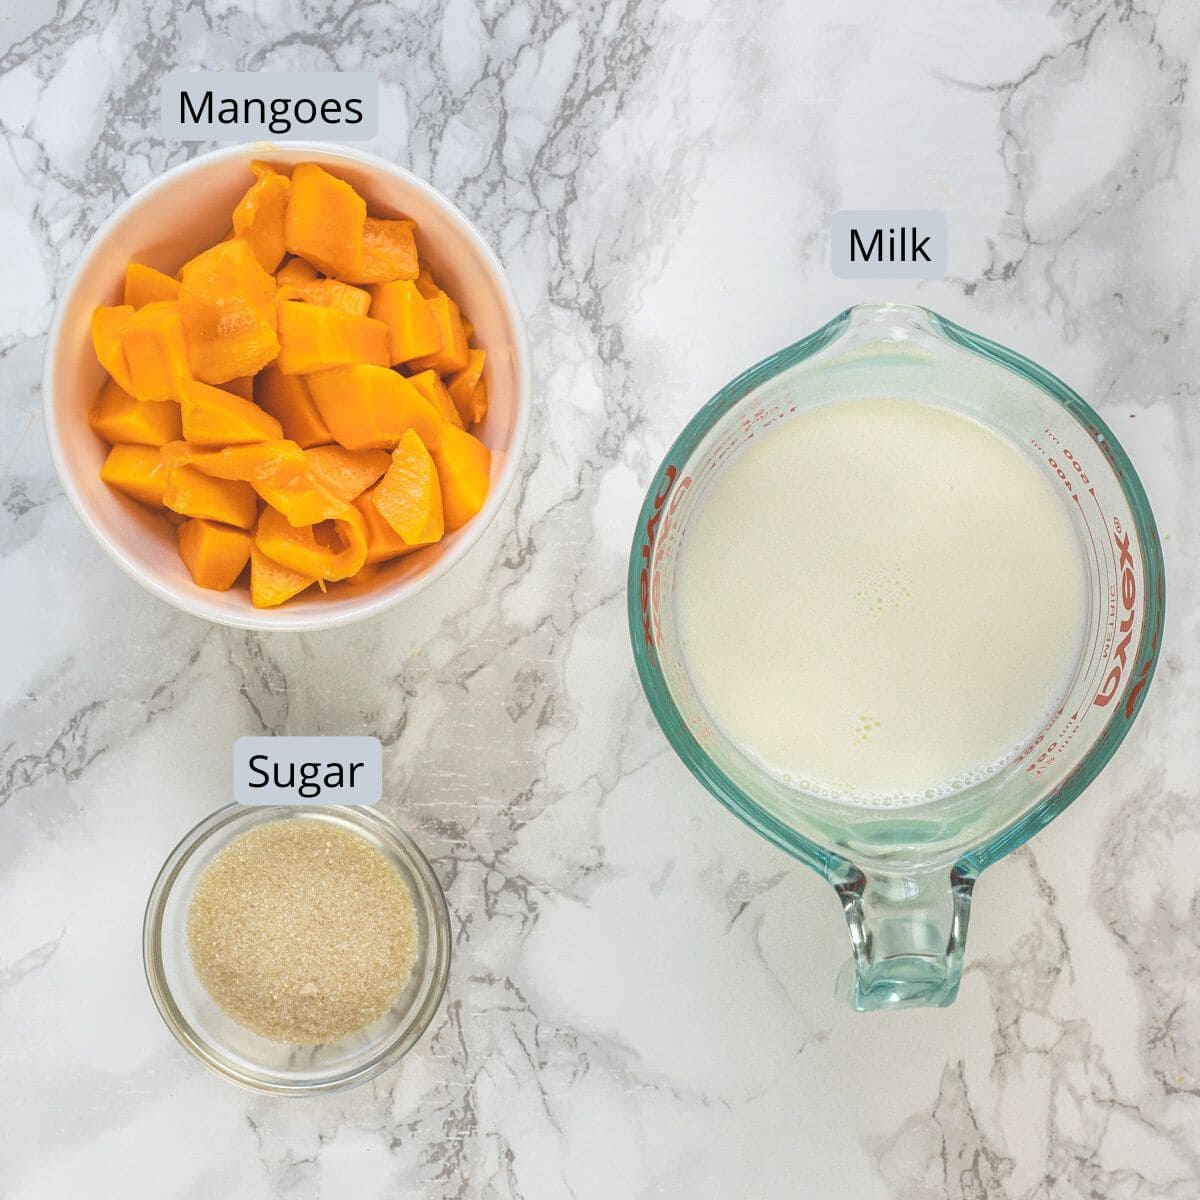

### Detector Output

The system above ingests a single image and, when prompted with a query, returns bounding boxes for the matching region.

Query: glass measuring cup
[628,303,1164,1011]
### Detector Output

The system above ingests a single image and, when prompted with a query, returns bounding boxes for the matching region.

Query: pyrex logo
[638,465,689,650]
[1093,521,1137,712]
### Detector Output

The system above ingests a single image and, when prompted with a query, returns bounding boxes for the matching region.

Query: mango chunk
[446,349,487,427]
[188,440,343,526]
[337,218,418,285]
[372,429,444,546]
[275,301,388,375]
[177,518,252,591]
[100,444,168,507]
[91,305,136,393]
[255,365,331,448]
[276,256,320,286]
[304,445,390,501]
[89,379,181,446]
[276,278,371,317]
[179,239,280,384]
[121,301,191,402]
[306,364,444,452]
[369,280,441,365]
[353,483,421,564]
[283,162,365,277]
[250,543,317,608]
[407,369,464,430]
[255,502,368,582]
[163,464,258,529]
[413,266,440,299]
[124,262,180,308]
[232,161,290,273]
[408,291,469,375]
[432,425,491,531]
[179,378,283,446]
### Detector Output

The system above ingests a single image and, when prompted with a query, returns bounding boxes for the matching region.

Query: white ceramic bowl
[43,142,530,632]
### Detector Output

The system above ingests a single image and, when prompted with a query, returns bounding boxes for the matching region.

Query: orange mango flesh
[337,218,419,285]
[255,502,367,582]
[353,484,421,564]
[88,160,493,606]
[232,161,290,273]
[163,464,258,529]
[89,379,181,446]
[276,256,319,286]
[250,542,317,607]
[372,429,444,546]
[408,369,464,430]
[369,279,441,365]
[179,239,279,384]
[275,301,388,375]
[306,364,445,452]
[432,425,491,531]
[255,365,331,448]
[124,262,180,308]
[446,349,487,427]
[283,163,365,277]
[276,279,371,317]
[179,378,284,445]
[177,518,252,591]
[304,445,391,501]
[100,444,169,507]
[408,291,470,375]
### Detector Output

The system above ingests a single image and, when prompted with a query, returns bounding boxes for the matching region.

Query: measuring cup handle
[831,863,976,1011]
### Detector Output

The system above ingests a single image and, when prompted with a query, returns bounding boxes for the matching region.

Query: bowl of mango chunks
[44,143,530,631]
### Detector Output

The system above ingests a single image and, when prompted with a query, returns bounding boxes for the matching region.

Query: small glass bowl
[144,804,451,1095]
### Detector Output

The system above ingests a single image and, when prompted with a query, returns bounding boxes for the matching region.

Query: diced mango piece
[232,161,291,273]
[407,369,464,430]
[446,349,487,427]
[413,266,440,299]
[276,279,371,316]
[353,484,422,564]
[275,302,388,374]
[469,375,488,425]
[89,378,181,446]
[431,425,491,531]
[255,502,367,582]
[163,464,258,529]
[368,280,440,365]
[121,301,191,402]
[179,378,283,446]
[283,163,365,277]
[177,518,252,591]
[306,364,444,452]
[100,444,168,507]
[408,291,469,375]
[124,262,180,308]
[304,445,390,501]
[250,543,317,608]
[179,239,279,384]
[276,256,320,286]
[188,440,343,526]
[256,365,331,448]
[91,305,136,393]
[371,429,444,546]
[337,218,418,284]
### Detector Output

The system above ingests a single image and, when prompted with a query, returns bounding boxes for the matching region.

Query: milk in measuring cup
[675,396,1088,807]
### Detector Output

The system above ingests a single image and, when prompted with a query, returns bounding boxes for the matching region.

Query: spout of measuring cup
[831,863,975,1011]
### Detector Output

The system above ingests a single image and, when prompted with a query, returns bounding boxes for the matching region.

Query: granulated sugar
[187,818,419,1044]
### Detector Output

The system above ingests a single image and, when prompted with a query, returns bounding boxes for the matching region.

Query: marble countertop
[2,1,1198,1197]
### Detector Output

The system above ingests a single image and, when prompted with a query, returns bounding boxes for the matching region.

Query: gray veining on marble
[1,0,1198,1197]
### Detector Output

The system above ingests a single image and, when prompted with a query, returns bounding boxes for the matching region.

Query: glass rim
[143,802,452,1096]
[626,302,1166,881]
